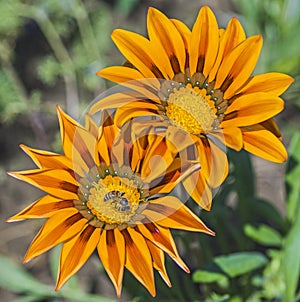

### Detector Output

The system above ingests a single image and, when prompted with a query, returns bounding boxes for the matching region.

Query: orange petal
[243,129,288,163]
[112,29,171,79]
[85,114,99,138]
[57,106,98,175]
[190,6,219,76]
[222,92,284,128]
[143,196,215,235]
[209,127,243,151]
[56,225,100,290]
[209,17,246,81]
[123,228,156,296]
[182,170,213,210]
[20,145,73,171]
[97,229,125,298]
[146,240,171,287]
[24,209,85,262]
[171,18,191,67]
[237,72,294,96]
[8,169,78,200]
[138,222,189,273]
[97,66,145,83]
[194,138,228,188]
[260,118,281,138]
[215,35,263,99]
[6,195,73,221]
[147,7,186,73]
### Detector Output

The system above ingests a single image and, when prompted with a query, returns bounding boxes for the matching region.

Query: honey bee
[104,190,130,212]
[103,190,123,202]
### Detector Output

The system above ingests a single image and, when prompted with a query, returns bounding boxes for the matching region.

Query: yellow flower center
[87,175,140,225]
[165,86,216,135]
[75,165,149,229]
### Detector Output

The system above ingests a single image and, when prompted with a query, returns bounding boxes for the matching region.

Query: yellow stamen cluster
[86,174,141,225]
[165,86,216,135]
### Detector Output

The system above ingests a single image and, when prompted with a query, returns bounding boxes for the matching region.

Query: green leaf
[282,204,300,302]
[193,270,227,283]
[0,254,52,296]
[214,252,267,278]
[244,224,282,246]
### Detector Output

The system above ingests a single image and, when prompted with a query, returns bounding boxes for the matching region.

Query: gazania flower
[93,6,294,209]
[7,106,213,297]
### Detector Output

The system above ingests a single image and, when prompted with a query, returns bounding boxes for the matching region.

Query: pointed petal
[8,169,78,200]
[148,7,186,73]
[97,66,145,83]
[24,209,85,262]
[6,195,73,221]
[20,145,73,171]
[57,106,98,175]
[123,228,156,296]
[190,6,219,76]
[143,196,214,235]
[222,93,284,128]
[243,129,287,162]
[171,19,191,68]
[182,170,213,210]
[56,225,100,290]
[215,35,263,99]
[97,229,125,298]
[146,240,171,287]
[85,114,99,138]
[260,118,281,138]
[209,127,243,151]
[237,72,294,96]
[138,222,189,273]
[112,29,172,79]
[209,17,246,81]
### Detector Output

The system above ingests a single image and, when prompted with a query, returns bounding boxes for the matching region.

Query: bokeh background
[0,0,299,301]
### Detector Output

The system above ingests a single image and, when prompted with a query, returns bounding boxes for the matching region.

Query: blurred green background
[0,0,299,301]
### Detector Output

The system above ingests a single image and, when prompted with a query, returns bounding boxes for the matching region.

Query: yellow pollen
[166,87,216,134]
[87,175,141,225]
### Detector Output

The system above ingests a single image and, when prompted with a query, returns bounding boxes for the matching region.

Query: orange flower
[92,6,294,210]
[7,106,213,297]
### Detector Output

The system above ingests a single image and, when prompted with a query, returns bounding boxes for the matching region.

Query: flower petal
[190,6,219,76]
[8,169,78,200]
[20,145,73,171]
[57,106,98,175]
[243,129,287,162]
[146,239,171,287]
[209,17,246,81]
[24,209,85,262]
[112,29,172,79]
[237,72,294,96]
[182,170,213,210]
[138,221,189,273]
[6,195,73,221]
[56,225,100,290]
[97,66,145,83]
[123,228,156,296]
[215,35,263,99]
[171,18,191,68]
[222,93,284,128]
[147,7,186,73]
[97,229,125,298]
[144,196,214,235]
[209,127,243,151]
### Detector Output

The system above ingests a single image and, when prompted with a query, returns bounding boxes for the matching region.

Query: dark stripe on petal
[60,181,79,193]
[170,55,181,74]
[196,56,205,73]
